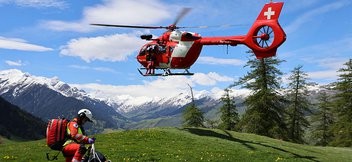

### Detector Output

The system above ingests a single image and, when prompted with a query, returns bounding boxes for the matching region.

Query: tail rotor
[254,25,274,48]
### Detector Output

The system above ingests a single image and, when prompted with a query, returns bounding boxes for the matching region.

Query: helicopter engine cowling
[169,30,182,41]
[181,32,201,41]
[169,31,201,42]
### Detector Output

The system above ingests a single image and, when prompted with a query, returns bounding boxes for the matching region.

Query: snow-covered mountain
[0,69,336,129]
[0,69,248,125]
[0,69,88,100]
[83,86,251,126]
[104,90,215,113]
[87,85,251,114]
[0,69,126,129]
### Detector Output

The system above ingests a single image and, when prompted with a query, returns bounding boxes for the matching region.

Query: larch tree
[311,91,334,146]
[231,55,288,139]
[183,103,205,128]
[286,65,311,144]
[330,59,352,147]
[219,88,239,131]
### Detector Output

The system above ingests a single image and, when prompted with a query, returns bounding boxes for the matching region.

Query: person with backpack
[62,109,96,162]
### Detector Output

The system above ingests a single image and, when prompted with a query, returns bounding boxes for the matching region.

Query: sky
[0,0,351,102]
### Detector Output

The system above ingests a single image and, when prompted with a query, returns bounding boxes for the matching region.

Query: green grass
[1,127,351,161]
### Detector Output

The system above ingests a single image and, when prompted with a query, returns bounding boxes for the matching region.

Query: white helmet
[78,109,93,122]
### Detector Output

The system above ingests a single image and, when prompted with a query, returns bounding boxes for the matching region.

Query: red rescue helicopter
[92,1,286,76]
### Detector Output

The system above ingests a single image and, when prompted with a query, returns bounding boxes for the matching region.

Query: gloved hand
[88,137,96,144]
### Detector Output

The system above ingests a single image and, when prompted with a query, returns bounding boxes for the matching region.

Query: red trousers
[62,143,84,162]
[146,61,155,74]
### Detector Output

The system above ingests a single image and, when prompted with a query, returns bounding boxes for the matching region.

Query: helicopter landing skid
[137,68,194,76]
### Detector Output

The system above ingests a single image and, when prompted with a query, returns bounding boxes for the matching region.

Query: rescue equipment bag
[46,118,68,150]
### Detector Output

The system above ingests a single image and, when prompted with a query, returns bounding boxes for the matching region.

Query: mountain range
[0,69,126,131]
[0,69,336,131]
[0,70,227,129]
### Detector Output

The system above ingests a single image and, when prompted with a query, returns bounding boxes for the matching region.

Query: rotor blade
[91,24,167,29]
[173,8,192,26]
[177,24,248,29]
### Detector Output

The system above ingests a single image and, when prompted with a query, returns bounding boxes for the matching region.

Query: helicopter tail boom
[199,2,286,59]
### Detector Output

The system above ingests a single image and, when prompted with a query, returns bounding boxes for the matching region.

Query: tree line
[182,56,352,147]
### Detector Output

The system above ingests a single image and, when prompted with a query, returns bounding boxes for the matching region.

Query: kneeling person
[62,109,95,162]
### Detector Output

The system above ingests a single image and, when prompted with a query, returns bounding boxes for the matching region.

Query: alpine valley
[0,69,336,133]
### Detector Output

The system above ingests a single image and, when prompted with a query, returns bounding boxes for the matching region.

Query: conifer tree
[286,65,311,143]
[311,92,334,146]
[232,55,287,139]
[183,103,205,128]
[330,59,352,147]
[205,119,218,129]
[219,88,239,130]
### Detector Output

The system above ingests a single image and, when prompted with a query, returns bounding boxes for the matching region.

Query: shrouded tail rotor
[254,25,274,48]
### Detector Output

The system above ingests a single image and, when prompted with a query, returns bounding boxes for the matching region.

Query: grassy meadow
[1,127,351,161]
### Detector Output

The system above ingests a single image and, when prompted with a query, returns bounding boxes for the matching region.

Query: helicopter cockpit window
[147,45,155,52]
[146,45,164,54]
[139,45,147,56]
[140,44,166,56]
[169,46,174,53]
[158,45,166,54]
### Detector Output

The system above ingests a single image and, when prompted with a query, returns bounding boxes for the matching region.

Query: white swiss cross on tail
[264,7,275,19]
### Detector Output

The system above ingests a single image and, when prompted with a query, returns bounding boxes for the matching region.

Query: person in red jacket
[62,109,95,162]
[145,46,157,75]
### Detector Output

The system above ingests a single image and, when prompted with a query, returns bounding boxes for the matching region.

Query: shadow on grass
[182,127,256,150]
[183,128,319,162]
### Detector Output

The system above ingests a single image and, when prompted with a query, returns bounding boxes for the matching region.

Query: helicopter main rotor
[91,7,244,32]
[91,8,191,31]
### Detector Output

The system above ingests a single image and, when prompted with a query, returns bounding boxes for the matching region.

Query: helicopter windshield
[158,45,166,54]
[139,44,168,57]
[139,45,148,56]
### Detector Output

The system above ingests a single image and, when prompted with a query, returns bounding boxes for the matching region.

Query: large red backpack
[46,118,69,150]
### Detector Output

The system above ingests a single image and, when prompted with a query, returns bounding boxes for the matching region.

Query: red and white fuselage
[136,2,286,71]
